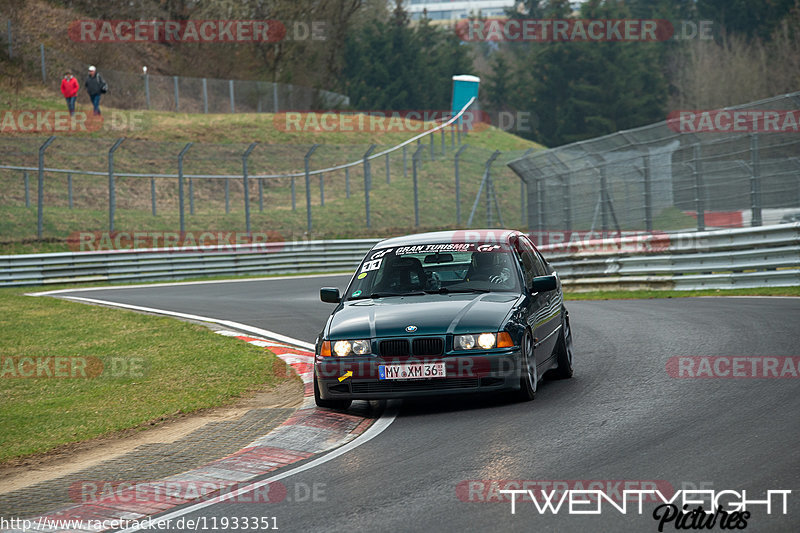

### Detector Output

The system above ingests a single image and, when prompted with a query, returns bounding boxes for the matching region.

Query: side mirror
[320,287,341,303]
[531,275,557,293]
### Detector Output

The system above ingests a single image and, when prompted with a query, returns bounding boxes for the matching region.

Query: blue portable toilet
[451,74,480,130]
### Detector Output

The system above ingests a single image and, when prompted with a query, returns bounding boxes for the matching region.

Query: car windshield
[345,242,521,300]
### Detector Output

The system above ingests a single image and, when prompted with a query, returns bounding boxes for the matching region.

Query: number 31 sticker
[361,258,382,273]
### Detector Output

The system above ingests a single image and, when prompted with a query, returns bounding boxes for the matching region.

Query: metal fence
[509,92,800,241]
[3,21,348,113]
[0,98,538,242]
[3,223,797,289]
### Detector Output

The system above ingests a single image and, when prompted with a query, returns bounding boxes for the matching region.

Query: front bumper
[315,349,522,400]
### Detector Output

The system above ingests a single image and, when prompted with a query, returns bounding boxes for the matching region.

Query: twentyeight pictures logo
[69,20,326,42]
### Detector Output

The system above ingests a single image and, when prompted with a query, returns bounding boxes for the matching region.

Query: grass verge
[0,286,293,464]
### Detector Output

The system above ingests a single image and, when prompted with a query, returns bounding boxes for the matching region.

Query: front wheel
[551,311,574,379]
[314,374,352,410]
[515,331,538,401]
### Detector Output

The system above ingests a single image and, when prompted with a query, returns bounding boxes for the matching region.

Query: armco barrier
[2,224,799,289]
[542,223,800,291]
[1,239,380,287]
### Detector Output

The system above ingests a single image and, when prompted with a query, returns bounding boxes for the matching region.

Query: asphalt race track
[56,276,800,532]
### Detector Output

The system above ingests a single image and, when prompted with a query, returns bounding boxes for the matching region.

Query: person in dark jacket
[60,71,79,115]
[85,65,106,115]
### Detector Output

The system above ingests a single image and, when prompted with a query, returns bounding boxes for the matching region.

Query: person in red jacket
[61,71,79,116]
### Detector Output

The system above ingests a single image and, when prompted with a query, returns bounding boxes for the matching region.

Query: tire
[313,374,352,410]
[551,311,574,379]
[515,330,538,401]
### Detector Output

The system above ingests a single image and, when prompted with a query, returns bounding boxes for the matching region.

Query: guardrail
[3,224,799,290]
[543,223,800,291]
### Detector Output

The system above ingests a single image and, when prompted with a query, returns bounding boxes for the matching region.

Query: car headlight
[456,333,496,350]
[331,339,371,357]
[454,332,514,350]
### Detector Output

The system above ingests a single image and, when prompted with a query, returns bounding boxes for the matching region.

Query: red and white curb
[6,333,374,533]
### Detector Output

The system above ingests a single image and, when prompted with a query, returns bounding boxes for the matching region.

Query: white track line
[56,296,315,350]
[26,272,349,297]
[117,406,397,533]
[32,286,398,532]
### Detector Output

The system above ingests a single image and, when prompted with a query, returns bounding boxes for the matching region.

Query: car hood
[327,292,521,339]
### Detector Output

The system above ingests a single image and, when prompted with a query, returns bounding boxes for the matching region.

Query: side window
[533,250,549,276]
[518,237,546,278]
[513,238,537,287]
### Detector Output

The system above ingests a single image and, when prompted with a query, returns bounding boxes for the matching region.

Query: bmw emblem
[405,325,418,333]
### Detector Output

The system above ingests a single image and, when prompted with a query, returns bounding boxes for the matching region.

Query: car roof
[375,229,524,249]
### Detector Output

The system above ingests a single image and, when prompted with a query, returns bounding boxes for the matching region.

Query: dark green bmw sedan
[314,229,574,409]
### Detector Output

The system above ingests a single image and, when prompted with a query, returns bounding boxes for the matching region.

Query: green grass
[0,85,543,252]
[0,286,295,463]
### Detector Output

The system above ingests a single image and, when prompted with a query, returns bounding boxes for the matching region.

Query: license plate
[379,362,446,380]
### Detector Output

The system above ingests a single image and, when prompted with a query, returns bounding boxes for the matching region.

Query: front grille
[412,337,443,356]
[352,378,479,393]
[380,339,410,356]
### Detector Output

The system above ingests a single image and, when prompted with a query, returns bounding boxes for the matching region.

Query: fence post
[750,133,762,226]
[429,133,435,161]
[403,145,408,178]
[319,172,324,207]
[144,72,150,109]
[24,171,30,208]
[467,150,500,227]
[454,144,468,226]
[363,145,376,228]
[451,124,455,149]
[178,142,193,234]
[561,174,571,231]
[385,153,390,184]
[40,44,46,83]
[151,177,157,216]
[304,144,319,232]
[600,166,609,232]
[173,76,179,112]
[537,179,545,234]
[67,173,73,209]
[242,142,257,234]
[225,179,230,214]
[693,144,705,231]
[441,128,446,156]
[229,80,235,113]
[643,153,652,232]
[521,148,536,228]
[345,166,350,199]
[259,178,264,212]
[412,145,426,227]
[273,82,279,113]
[202,78,208,114]
[36,136,56,239]
[107,138,125,233]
